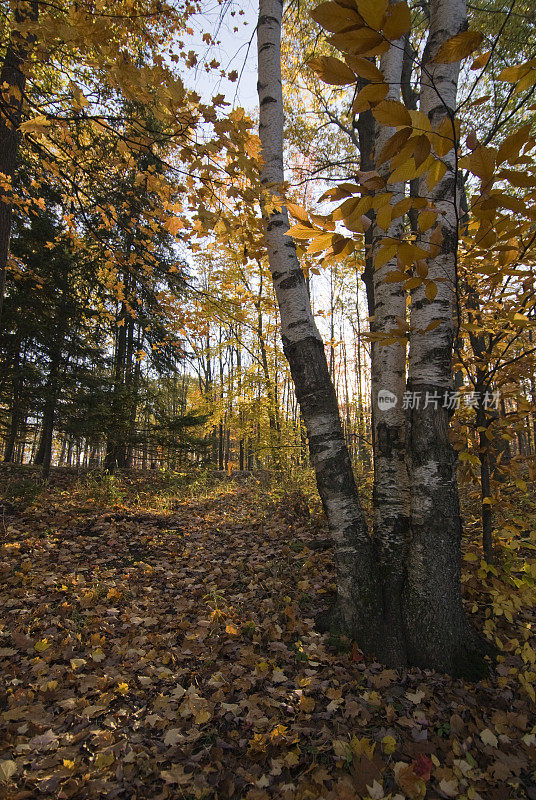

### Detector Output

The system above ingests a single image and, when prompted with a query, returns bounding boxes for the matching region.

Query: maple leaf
[394,762,426,800]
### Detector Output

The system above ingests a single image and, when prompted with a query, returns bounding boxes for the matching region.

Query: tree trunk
[34,392,56,478]
[370,27,410,666]
[476,403,493,563]
[257,0,382,651]
[105,300,128,471]
[3,345,23,462]
[404,0,489,675]
[0,1,38,325]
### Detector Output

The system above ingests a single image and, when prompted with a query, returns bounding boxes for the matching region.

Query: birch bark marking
[370,20,410,665]
[404,0,488,675]
[257,0,381,645]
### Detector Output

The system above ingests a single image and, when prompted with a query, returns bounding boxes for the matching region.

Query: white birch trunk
[370,22,410,664]
[403,0,489,675]
[257,0,381,645]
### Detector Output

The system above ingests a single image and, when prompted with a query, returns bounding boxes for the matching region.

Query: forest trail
[0,472,534,799]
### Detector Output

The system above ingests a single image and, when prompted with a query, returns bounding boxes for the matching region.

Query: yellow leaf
[426,159,447,190]
[195,708,211,724]
[19,114,51,135]
[413,134,431,167]
[374,244,398,269]
[333,739,352,760]
[285,749,300,766]
[299,695,315,712]
[286,202,309,223]
[431,117,456,157]
[418,209,437,232]
[496,126,532,166]
[425,281,438,301]
[433,30,484,63]
[390,158,418,183]
[329,28,389,57]
[460,146,496,181]
[356,0,388,31]
[384,270,407,283]
[94,752,115,769]
[351,736,375,758]
[70,658,87,670]
[375,204,392,231]
[309,212,335,230]
[225,623,239,635]
[117,682,129,694]
[0,760,17,783]
[405,277,423,290]
[270,724,288,742]
[409,109,432,132]
[308,233,334,253]
[391,197,414,219]
[345,55,384,82]
[63,759,75,769]
[308,55,357,85]
[377,127,412,164]
[498,61,535,83]
[91,647,105,662]
[373,99,412,128]
[310,2,362,33]
[164,217,183,236]
[35,639,51,653]
[471,50,491,70]
[382,1,412,40]
[287,223,315,240]
[382,734,397,754]
[464,552,478,562]
[352,82,388,113]
[339,195,372,228]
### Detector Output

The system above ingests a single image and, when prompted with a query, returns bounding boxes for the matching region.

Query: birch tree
[257,0,382,656]
[402,0,485,674]
[258,0,493,675]
[369,15,410,666]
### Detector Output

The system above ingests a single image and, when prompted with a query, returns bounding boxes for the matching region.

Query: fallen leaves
[0,760,17,782]
[0,473,535,799]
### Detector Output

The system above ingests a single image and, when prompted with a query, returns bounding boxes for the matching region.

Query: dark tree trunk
[0,1,38,325]
[34,392,56,477]
[105,301,128,471]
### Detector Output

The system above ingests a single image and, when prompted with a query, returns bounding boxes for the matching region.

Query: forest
[0,0,535,797]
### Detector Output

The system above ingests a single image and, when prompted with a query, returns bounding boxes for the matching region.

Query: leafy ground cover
[0,468,535,800]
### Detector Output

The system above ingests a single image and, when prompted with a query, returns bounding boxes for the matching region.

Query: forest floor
[0,467,535,800]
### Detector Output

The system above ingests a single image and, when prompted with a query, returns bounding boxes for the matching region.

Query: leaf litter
[0,472,535,799]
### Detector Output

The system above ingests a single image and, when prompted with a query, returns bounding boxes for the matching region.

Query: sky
[180,2,364,343]
[185,0,259,111]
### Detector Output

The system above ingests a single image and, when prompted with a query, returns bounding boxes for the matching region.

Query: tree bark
[257,0,382,649]
[0,1,38,325]
[370,25,410,666]
[105,298,128,471]
[404,0,489,675]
